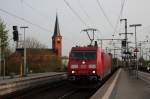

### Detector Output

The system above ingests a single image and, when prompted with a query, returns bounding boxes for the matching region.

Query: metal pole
[20,26,28,76]
[120,19,133,68]
[130,24,142,78]
[105,47,108,53]
[114,49,116,58]
[101,40,102,48]
[139,43,142,57]
[146,51,148,61]
[24,28,26,76]
[135,26,138,78]
[124,19,128,68]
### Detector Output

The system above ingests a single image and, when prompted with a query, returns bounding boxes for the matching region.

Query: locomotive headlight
[92,70,96,74]
[71,64,78,69]
[72,70,75,74]
[147,67,150,71]
[89,64,96,69]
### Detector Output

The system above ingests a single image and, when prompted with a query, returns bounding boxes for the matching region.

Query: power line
[96,0,114,30]
[63,0,87,26]
[21,0,50,21]
[0,8,50,32]
[77,0,107,35]
[76,0,107,41]
[76,0,93,27]
[113,0,126,36]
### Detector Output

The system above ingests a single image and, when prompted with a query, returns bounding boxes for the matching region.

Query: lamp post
[129,24,142,78]
[20,26,28,76]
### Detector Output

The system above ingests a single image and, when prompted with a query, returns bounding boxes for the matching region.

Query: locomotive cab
[68,46,102,81]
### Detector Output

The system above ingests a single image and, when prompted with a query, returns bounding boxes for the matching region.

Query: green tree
[0,18,9,76]
[0,18,9,53]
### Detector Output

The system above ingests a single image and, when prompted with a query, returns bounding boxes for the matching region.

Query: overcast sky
[0,0,150,56]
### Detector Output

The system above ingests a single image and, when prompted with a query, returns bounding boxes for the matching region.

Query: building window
[57,41,60,44]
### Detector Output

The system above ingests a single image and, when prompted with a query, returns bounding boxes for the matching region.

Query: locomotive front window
[71,52,83,59]
[84,51,96,59]
[71,51,96,59]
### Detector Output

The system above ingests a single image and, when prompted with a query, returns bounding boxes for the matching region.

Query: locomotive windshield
[71,51,96,59]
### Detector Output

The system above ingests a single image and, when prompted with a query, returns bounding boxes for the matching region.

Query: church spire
[53,14,61,36]
[52,14,62,57]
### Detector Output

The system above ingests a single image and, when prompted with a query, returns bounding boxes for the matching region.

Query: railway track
[16,79,111,99]
[58,88,99,99]
[2,70,115,99]
[16,80,100,99]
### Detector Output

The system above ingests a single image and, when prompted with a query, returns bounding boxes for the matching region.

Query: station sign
[134,48,139,52]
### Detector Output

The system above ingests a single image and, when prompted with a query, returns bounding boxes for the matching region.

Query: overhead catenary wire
[77,0,106,43]
[76,0,94,27]
[63,0,88,27]
[21,0,51,22]
[96,0,114,30]
[113,0,126,36]
[77,0,107,35]
[0,8,51,32]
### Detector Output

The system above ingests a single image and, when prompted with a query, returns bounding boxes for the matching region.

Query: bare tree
[19,37,47,48]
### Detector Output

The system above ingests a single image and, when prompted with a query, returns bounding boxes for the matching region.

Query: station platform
[111,69,150,99]
[0,72,66,96]
[0,72,65,84]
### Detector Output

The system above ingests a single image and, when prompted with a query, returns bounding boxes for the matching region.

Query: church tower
[52,15,62,57]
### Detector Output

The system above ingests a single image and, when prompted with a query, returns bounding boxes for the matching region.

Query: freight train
[67,43,114,82]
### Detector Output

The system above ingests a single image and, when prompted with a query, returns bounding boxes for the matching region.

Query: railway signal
[122,40,126,48]
[12,26,19,41]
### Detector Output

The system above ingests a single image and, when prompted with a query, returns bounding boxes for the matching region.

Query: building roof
[15,48,55,56]
[53,14,61,37]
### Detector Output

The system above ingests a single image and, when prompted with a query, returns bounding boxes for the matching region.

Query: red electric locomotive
[67,44,112,81]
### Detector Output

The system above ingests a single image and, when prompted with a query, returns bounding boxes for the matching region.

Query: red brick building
[5,15,62,75]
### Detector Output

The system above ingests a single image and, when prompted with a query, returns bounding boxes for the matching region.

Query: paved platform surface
[0,72,65,84]
[111,69,150,99]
